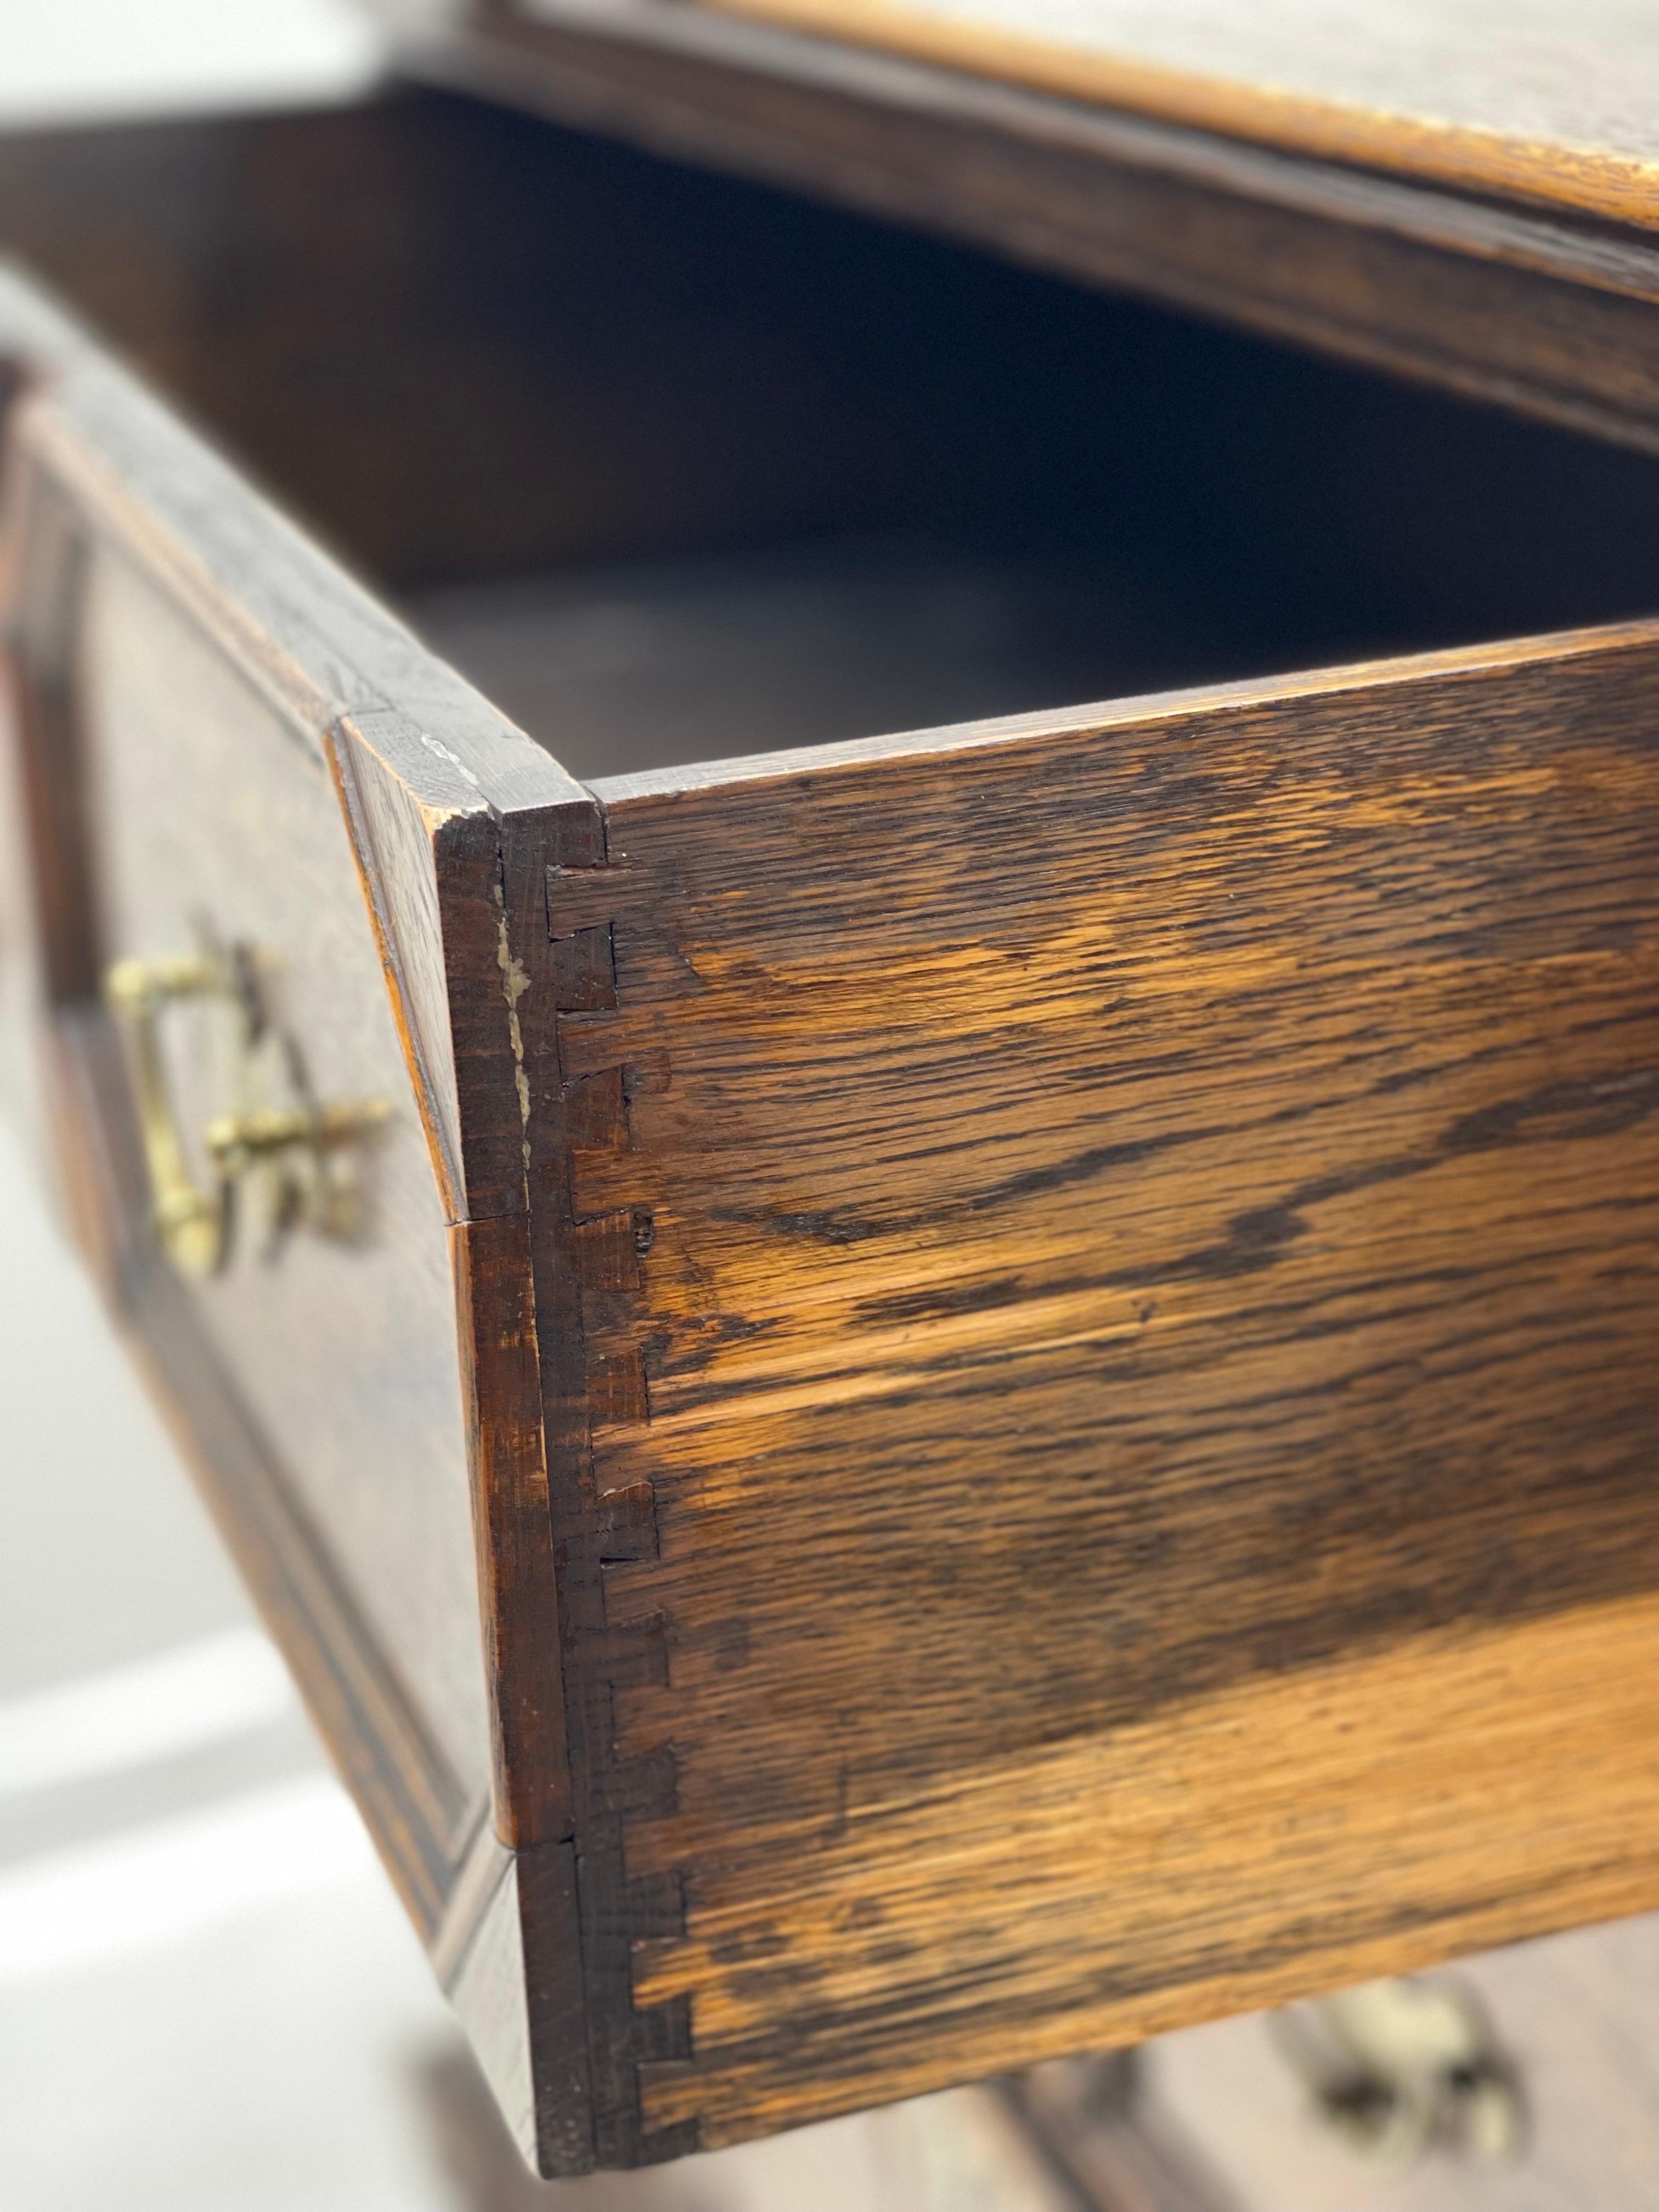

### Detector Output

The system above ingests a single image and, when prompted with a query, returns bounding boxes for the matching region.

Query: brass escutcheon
[104,934,387,1278]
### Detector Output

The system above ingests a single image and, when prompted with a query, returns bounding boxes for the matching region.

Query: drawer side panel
[580,623,1659,2144]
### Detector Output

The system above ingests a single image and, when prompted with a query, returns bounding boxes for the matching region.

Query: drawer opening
[9,88,1659,780]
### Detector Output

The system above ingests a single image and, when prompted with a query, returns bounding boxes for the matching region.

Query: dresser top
[680,0,1659,224]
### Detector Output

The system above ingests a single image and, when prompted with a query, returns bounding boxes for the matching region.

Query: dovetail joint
[545,831,691,2164]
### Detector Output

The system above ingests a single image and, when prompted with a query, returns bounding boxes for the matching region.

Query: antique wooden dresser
[4,1,1659,2175]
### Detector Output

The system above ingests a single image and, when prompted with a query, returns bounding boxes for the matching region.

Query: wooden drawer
[4,91,1659,2177]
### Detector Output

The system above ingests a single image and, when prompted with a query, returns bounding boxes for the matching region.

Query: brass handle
[104,954,229,1276]
[104,944,387,1278]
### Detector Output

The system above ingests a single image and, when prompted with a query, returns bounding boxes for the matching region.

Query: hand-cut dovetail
[589,1745,678,1821]
[552,922,617,1013]
[589,1617,670,1691]
[595,1483,661,1564]
[572,1208,651,1287]
[589,1350,650,1426]
[625,1870,686,1942]
[539,827,687,2162]
[639,2120,699,2168]
[546,860,637,936]
[633,1993,692,2066]
[564,1067,629,1147]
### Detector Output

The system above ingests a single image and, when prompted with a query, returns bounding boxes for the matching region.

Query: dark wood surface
[7,91,1659,2175]
[370,0,1659,452]
[574,623,1659,2143]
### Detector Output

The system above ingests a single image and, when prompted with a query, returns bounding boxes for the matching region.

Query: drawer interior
[8,87,1659,778]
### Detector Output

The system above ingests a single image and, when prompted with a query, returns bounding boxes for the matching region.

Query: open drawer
[3,88,1659,2176]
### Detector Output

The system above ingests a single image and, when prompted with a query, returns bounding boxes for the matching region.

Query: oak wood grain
[10,91,1659,2174]
[678,0,1659,227]
[568,620,1659,2146]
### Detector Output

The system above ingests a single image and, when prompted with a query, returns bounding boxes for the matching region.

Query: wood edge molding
[690,0,1659,231]
[8,383,341,763]
[0,441,98,1011]
[443,1846,543,2165]
[134,1250,482,1936]
[431,1808,515,1985]
[326,722,472,1223]
[436,1827,602,2175]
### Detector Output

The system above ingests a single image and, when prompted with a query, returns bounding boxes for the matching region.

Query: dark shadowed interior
[6,86,1659,778]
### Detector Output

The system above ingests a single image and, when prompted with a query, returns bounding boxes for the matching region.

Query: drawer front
[0,268,592,1957]
[4,475,493,1928]
[83,542,490,1819]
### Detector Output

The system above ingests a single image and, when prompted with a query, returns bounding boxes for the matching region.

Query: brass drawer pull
[104,942,387,1277]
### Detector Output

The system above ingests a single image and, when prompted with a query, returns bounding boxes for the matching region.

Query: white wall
[1,0,383,129]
